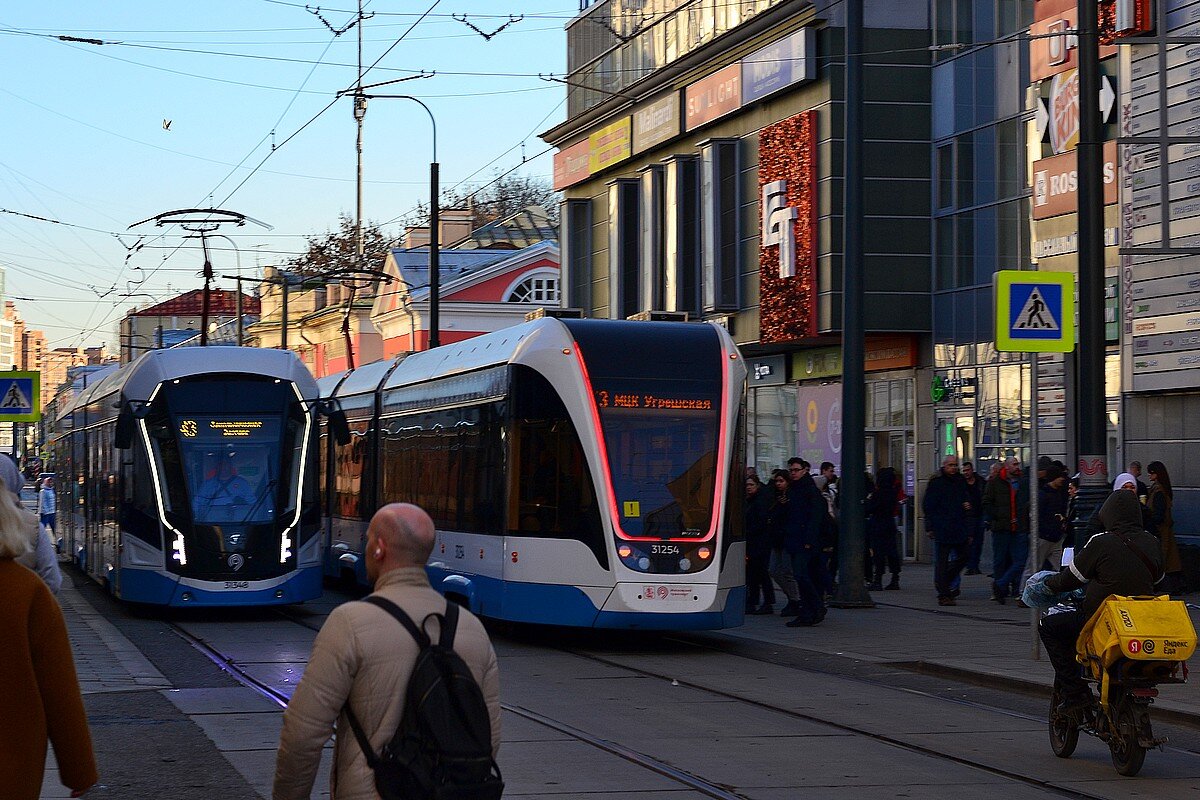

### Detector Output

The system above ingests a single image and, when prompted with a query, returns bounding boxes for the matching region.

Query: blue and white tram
[52,347,330,606]
[321,317,748,629]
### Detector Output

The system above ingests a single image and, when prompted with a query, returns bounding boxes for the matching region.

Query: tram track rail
[170,602,1198,800]
[168,610,749,800]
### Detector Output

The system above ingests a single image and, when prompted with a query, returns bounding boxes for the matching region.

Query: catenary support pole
[235,277,244,346]
[1074,0,1109,513]
[1029,352,1041,660]
[430,160,440,349]
[199,233,213,347]
[832,0,873,608]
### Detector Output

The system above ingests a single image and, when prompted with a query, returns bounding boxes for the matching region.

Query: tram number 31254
[651,544,681,556]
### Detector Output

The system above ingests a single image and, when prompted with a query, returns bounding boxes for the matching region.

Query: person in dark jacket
[922,455,972,606]
[744,475,776,614]
[1146,461,1183,581]
[1037,468,1069,570]
[784,458,827,626]
[982,456,1031,603]
[765,470,801,614]
[1039,490,1164,710]
[962,461,985,575]
[866,467,901,591]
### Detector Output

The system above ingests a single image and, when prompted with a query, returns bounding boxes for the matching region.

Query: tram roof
[59,347,317,418]
[380,317,562,391]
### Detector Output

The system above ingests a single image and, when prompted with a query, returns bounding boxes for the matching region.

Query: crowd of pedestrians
[747,449,1189,621]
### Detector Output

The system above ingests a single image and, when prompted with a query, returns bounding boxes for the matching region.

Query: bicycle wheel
[1109,697,1147,777]
[1049,690,1079,758]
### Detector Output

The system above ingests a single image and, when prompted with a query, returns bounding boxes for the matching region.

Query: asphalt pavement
[36,549,1200,798]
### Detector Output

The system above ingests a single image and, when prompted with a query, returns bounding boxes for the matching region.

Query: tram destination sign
[0,371,40,423]
[595,391,715,412]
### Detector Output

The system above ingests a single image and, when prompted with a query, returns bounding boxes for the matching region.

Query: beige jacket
[273,567,501,800]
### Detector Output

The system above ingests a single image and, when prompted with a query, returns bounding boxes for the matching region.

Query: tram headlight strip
[281,382,313,563]
[137,385,189,567]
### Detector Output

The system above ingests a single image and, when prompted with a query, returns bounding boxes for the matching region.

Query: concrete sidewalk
[730,560,1200,724]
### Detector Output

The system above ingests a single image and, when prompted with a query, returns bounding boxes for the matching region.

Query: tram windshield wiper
[239,478,277,526]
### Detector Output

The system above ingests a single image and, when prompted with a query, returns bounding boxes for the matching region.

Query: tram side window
[122,441,163,547]
[509,367,607,568]
[333,419,370,521]
[318,429,329,516]
[378,403,504,535]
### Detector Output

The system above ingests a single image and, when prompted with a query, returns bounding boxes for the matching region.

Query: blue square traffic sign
[0,372,40,422]
[1008,282,1063,339]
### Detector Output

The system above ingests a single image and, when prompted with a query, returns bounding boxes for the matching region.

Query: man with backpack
[274,503,502,800]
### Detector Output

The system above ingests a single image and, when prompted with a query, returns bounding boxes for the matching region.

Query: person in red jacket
[0,473,97,799]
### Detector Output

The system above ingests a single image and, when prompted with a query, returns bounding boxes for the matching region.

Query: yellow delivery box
[1079,595,1196,672]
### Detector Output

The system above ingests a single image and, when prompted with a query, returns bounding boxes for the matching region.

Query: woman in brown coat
[0,475,97,799]
[1147,461,1184,577]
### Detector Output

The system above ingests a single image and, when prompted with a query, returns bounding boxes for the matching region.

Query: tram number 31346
[224,581,250,590]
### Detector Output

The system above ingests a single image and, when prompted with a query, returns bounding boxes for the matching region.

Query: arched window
[505,273,560,304]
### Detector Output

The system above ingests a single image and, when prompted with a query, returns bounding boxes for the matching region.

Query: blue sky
[0,1,572,348]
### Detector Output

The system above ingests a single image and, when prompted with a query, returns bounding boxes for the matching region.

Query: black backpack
[344,596,504,800]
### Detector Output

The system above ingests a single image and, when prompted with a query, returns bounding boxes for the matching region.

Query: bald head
[366,503,436,581]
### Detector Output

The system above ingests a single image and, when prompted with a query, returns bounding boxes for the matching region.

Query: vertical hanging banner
[758,110,818,343]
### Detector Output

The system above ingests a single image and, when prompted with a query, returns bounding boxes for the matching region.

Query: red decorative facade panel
[758,110,818,344]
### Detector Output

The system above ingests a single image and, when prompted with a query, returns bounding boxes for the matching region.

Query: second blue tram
[52,347,329,606]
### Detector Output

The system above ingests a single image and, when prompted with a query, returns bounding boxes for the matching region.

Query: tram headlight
[617,545,632,559]
[171,530,187,566]
[679,558,691,571]
[637,557,650,570]
[698,547,711,561]
[280,530,293,563]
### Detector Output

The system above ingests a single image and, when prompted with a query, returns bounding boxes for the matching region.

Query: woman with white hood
[1075,471,1155,548]
[0,456,62,594]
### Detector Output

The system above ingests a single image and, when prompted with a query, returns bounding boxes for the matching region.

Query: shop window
[639,164,666,312]
[563,199,593,313]
[664,154,701,316]
[608,179,641,319]
[749,385,798,477]
[700,138,740,313]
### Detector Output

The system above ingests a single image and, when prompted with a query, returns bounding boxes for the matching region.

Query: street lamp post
[359,94,440,349]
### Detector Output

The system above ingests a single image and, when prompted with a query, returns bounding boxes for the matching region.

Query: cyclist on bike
[1038,487,1163,711]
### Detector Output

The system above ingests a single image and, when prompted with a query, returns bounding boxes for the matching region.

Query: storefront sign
[796,382,842,475]
[632,94,680,154]
[685,62,742,132]
[795,346,842,379]
[1031,2,1118,82]
[1050,68,1081,154]
[748,354,788,386]
[588,117,632,173]
[1033,226,1119,258]
[1033,140,1119,218]
[791,336,918,379]
[741,28,815,105]
[552,139,591,191]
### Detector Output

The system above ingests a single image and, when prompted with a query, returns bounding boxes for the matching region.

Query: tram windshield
[564,319,725,542]
[174,417,283,524]
[593,383,720,539]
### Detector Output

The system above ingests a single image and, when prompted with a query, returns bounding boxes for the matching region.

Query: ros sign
[1051,69,1081,154]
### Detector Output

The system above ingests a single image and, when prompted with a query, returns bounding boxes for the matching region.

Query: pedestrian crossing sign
[0,371,40,422]
[994,271,1075,353]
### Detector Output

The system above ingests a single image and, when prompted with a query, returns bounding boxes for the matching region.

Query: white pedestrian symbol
[0,381,30,409]
[1013,287,1058,331]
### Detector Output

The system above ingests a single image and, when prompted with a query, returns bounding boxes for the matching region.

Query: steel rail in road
[563,643,1116,800]
[167,611,746,800]
[169,601,1198,800]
